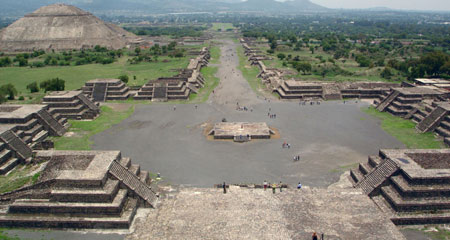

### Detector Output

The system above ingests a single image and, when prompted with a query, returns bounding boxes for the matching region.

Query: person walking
[264,180,268,191]
[279,181,283,192]
[223,182,227,194]
[297,182,302,189]
[272,183,276,194]
[312,232,318,240]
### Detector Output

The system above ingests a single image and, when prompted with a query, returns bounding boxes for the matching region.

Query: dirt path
[208,39,262,110]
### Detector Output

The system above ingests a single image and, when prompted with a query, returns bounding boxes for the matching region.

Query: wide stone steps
[109,161,157,207]
[0,130,32,161]
[9,189,128,215]
[37,109,66,136]
[0,158,20,175]
[50,179,120,203]
[92,83,107,102]
[436,126,450,138]
[356,158,398,195]
[417,107,448,132]
[77,93,99,111]
[377,91,399,112]
[391,211,450,225]
[381,185,450,212]
[390,175,450,197]
[0,198,138,229]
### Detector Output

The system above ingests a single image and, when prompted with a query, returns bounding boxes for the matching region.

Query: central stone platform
[208,122,273,142]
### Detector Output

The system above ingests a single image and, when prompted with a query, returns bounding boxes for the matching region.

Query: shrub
[0,84,17,100]
[119,75,129,83]
[18,96,25,101]
[40,78,65,92]
[26,82,40,93]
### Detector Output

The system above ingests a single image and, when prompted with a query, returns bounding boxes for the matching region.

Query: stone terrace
[0,105,68,174]
[209,122,273,141]
[82,79,131,102]
[350,149,450,225]
[128,186,404,240]
[43,90,100,120]
[0,150,158,229]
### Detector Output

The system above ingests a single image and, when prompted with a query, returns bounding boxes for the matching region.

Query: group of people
[263,180,284,193]
[293,155,301,161]
[299,100,321,106]
[268,112,277,118]
[282,141,291,149]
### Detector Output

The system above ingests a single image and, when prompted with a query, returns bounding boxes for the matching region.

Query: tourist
[297,182,302,189]
[173,105,176,111]
[195,105,197,109]
[272,183,276,194]
[279,181,283,192]
[223,182,227,194]
[264,180,268,190]
[312,232,318,240]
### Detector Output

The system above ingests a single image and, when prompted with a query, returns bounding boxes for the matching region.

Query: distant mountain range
[0,0,327,17]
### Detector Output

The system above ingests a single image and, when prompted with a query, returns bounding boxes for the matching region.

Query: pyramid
[0,4,139,52]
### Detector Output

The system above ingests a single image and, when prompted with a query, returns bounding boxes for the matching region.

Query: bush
[40,78,65,92]
[0,84,17,100]
[18,96,25,101]
[31,61,45,68]
[119,75,129,83]
[0,57,12,67]
[26,81,40,93]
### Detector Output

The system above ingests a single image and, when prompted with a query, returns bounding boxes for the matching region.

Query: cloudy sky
[307,0,450,11]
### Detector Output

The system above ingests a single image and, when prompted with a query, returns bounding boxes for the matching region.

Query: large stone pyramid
[0,4,138,52]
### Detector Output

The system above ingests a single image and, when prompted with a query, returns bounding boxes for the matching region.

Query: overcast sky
[308,0,450,11]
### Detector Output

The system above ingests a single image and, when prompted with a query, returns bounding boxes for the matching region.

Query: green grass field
[362,107,445,149]
[236,45,265,96]
[209,45,221,64]
[211,23,235,31]
[189,66,220,103]
[52,105,135,150]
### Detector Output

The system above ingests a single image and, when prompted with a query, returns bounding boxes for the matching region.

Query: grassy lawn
[52,105,134,150]
[236,45,265,96]
[211,23,235,31]
[362,106,444,149]
[209,45,221,65]
[0,164,41,194]
[189,66,220,103]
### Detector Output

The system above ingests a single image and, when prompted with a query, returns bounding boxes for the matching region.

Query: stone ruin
[208,122,274,142]
[43,90,100,120]
[0,150,158,229]
[0,4,140,52]
[240,38,400,101]
[350,149,450,225]
[82,79,131,102]
[0,105,68,174]
[134,47,210,101]
[375,86,450,146]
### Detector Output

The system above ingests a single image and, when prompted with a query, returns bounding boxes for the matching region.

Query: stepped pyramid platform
[134,48,210,102]
[276,80,324,99]
[0,150,158,229]
[0,105,68,174]
[82,79,131,102]
[416,102,450,138]
[208,122,274,142]
[376,86,449,117]
[43,91,100,120]
[350,149,450,225]
[0,4,139,52]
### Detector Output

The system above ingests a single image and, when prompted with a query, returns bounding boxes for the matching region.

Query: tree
[277,53,286,60]
[135,47,141,55]
[26,82,39,93]
[309,46,314,54]
[296,62,312,75]
[0,57,11,67]
[168,41,177,51]
[0,84,17,100]
[119,75,129,83]
[40,78,65,92]
[381,67,393,79]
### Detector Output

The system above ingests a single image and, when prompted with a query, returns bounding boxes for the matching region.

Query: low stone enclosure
[375,86,450,146]
[43,90,100,120]
[0,150,158,229]
[350,149,450,225]
[208,122,273,142]
[0,105,68,175]
[82,79,131,102]
[134,47,210,101]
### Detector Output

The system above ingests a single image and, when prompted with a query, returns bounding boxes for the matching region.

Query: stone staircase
[417,106,448,132]
[92,82,107,102]
[109,160,157,207]
[377,91,399,112]
[354,158,399,195]
[36,109,66,136]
